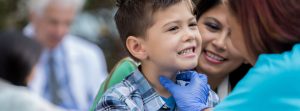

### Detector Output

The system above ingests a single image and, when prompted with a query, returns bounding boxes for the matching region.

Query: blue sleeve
[214,44,300,111]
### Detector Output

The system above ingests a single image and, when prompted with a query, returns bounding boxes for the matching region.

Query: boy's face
[142,1,201,72]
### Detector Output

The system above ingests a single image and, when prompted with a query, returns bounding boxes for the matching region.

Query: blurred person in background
[70,9,127,71]
[23,0,108,110]
[0,32,62,111]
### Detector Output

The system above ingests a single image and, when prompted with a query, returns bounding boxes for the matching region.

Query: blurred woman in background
[0,32,62,111]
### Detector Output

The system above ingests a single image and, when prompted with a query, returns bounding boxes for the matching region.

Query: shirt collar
[127,68,193,110]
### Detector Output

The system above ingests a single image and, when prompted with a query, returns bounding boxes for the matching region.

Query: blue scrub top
[214,44,300,111]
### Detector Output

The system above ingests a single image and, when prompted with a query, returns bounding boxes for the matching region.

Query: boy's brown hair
[115,0,194,61]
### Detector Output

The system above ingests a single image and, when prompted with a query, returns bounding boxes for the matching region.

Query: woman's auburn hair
[229,0,300,61]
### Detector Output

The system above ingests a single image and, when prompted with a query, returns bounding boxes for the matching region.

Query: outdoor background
[0,0,199,72]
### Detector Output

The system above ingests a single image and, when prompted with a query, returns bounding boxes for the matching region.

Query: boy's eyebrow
[163,16,196,27]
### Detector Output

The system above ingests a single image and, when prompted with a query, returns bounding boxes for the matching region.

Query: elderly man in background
[23,0,108,110]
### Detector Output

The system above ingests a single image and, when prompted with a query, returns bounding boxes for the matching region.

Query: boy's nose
[182,29,197,42]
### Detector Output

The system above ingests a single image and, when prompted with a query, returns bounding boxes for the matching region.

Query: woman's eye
[205,22,220,32]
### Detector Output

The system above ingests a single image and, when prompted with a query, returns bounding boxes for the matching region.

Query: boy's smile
[177,45,197,58]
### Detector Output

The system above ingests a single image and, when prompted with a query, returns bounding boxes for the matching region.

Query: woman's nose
[212,32,227,51]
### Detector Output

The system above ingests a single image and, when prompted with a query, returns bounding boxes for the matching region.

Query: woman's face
[196,4,245,77]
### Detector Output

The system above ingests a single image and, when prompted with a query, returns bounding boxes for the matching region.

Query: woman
[195,0,251,100]
[0,32,63,111]
[160,0,300,110]
[90,0,251,110]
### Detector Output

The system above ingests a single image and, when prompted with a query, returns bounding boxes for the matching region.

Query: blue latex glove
[159,71,210,111]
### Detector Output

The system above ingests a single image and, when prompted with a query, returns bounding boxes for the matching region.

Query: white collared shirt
[217,76,231,101]
[24,24,108,111]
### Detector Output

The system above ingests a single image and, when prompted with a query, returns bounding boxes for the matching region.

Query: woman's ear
[243,60,250,64]
[126,36,148,60]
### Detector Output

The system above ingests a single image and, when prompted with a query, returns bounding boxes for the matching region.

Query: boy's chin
[177,62,198,71]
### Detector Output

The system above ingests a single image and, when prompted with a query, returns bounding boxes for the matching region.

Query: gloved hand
[159,71,210,111]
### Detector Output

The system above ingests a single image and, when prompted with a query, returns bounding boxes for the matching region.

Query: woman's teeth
[206,51,225,61]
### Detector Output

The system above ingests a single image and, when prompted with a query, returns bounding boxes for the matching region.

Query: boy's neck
[140,63,177,98]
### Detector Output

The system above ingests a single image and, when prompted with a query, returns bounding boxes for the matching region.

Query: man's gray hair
[27,0,85,15]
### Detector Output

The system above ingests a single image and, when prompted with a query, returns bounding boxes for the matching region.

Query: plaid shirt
[96,69,219,111]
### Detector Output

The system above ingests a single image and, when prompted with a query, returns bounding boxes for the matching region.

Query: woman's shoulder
[254,43,300,73]
[214,44,300,110]
[243,44,300,85]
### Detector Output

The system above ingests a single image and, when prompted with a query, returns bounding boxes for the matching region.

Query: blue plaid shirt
[96,69,219,111]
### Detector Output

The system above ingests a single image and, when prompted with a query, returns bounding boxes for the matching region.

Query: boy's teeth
[206,51,225,61]
[178,48,193,55]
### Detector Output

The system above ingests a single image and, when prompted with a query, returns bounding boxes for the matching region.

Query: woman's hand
[159,71,210,111]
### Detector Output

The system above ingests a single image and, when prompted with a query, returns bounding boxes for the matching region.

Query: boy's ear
[126,36,148,60]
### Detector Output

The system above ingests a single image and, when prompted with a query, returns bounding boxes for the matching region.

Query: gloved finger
[159,76,178,92]
[176,72,191,81]
[176,70,196,81]
[188,72,200,86]
[190,73,208,86]
[198,73,208,83]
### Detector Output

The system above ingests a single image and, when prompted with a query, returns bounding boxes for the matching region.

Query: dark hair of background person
[194,0,251,89]
[229,0,300,61]
[0,31,42,86]
[114,0,193,61]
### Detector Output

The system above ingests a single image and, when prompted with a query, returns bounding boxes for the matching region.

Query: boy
[96,0,219,110]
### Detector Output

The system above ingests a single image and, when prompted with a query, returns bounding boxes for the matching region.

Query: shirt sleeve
[90,57,137,111]
[95,96,130,111]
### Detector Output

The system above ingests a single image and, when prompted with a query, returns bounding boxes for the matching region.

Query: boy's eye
[168,26,179,32]
[189,22,198,29]
[204,22,221,32]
